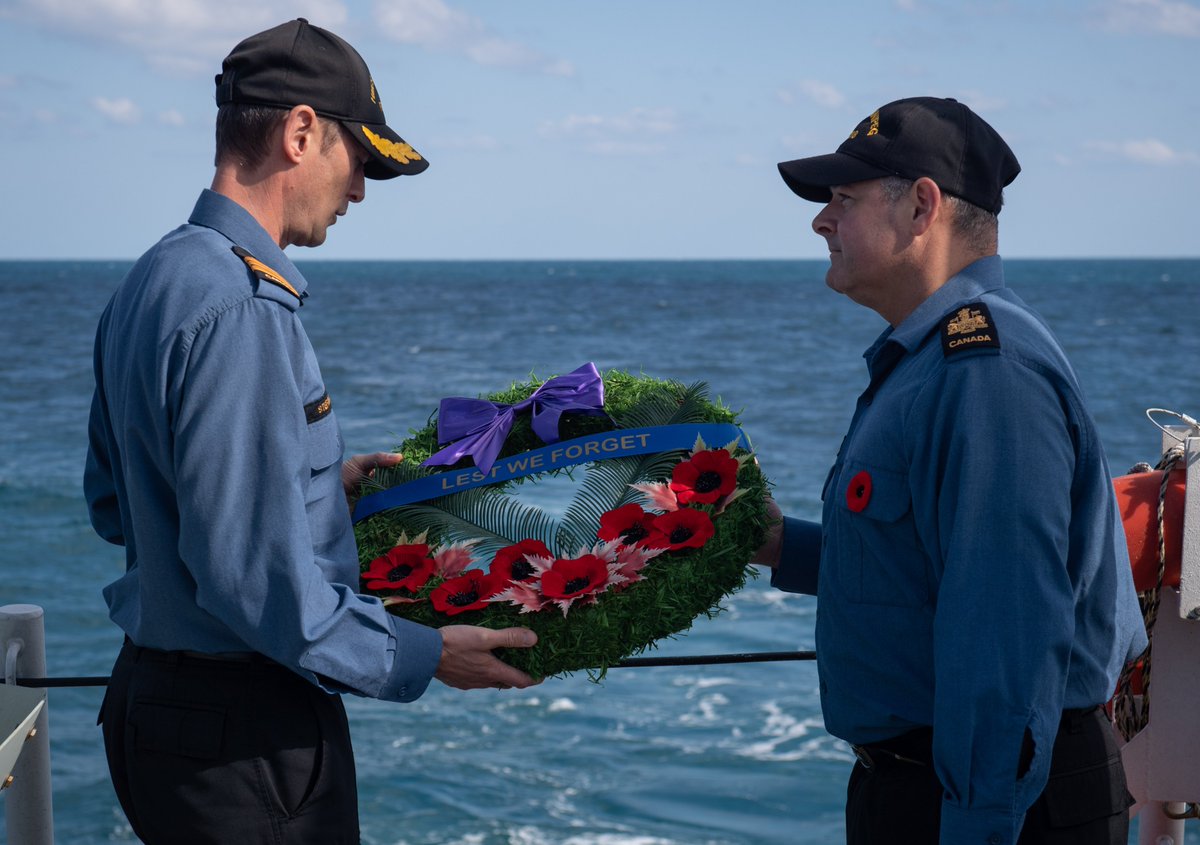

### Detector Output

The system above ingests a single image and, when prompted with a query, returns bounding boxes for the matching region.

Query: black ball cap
[777,97,1019,214]
[215,18,428,180]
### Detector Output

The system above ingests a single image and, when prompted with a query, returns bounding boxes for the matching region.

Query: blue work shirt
[772,256,1146,844]
[84,189,442,702]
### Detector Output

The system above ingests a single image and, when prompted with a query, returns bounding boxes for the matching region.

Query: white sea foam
[732,702,852,763]
[668,673,735,691]
[506,828,719,845]
[677,692,730,726]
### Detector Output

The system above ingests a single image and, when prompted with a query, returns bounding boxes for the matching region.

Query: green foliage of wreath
[353,370,771,680]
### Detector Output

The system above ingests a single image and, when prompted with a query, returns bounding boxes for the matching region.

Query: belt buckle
[851,745,875,771]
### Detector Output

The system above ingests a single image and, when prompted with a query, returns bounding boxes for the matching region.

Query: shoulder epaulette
[941,302,1001,358]
[231,245,304,306]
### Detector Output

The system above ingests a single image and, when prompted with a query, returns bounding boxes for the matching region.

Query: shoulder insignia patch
[232,246,303,306]
[942,302,1001,358]
[305,392,332,424]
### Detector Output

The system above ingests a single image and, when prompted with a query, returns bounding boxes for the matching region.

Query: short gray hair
[879,176,998,254]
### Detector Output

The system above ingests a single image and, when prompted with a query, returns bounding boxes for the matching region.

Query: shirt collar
[188,189,309,297]
[862,255,1005,381]
[890,255,1005,350]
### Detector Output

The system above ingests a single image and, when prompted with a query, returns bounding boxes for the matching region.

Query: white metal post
[1137,802,1187,844]
[1129,431,1200,844]
[1,604,55,845]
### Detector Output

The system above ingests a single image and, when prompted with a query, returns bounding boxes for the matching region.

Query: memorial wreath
[352,364,771,680]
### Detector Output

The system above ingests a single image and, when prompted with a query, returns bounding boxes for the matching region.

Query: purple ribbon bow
[421,363,606,475]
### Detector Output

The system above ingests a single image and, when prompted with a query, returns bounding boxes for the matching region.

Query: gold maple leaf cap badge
[216,18,428,179]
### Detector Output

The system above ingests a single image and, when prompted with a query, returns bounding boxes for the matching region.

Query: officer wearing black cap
[214,17,428,181]
[86,19,537,844]
[754,97,1145,845]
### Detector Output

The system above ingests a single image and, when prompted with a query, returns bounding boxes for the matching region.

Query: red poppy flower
[363,545,437,593]
[670,449,738,505]
[846,470,872,513]
[540,555,611,602]
[597,503,658,547]
[647,508,715,551]
[430,570,504,615]
[491,539,552,583]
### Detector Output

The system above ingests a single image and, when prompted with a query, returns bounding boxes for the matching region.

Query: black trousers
[99,639,360,844]
[845,706,1132,845]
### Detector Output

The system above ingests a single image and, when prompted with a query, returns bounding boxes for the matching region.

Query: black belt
[851,726,934,771]
[124,637,279,667]
[850,706,1102,772]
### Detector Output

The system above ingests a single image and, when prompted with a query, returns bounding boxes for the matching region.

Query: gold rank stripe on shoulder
[305,392,332,424]
[231,246,303,305]
[941,302,1001,357]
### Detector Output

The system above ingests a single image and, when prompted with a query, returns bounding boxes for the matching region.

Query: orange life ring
[1113,466,1186,593]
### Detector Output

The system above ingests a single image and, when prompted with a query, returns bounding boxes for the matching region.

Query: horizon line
[1,255,1199,263]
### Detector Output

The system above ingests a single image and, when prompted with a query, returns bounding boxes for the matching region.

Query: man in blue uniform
[84,19,537,844]
[755,97,1147,844]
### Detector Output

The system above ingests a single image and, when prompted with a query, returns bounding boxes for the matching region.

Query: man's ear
[910,176,943,236]
[280,105,320,166]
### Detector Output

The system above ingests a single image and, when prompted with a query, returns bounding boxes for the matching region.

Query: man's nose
[812,203,836,237]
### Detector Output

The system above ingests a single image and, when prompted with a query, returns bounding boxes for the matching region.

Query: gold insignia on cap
[849,111,881,140]
[360,126,422,164]
[946,307,990,335]
[369,78,379,106]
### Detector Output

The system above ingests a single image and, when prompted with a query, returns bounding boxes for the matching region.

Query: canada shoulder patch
[941,302,1001,358]
[232,246,304,306]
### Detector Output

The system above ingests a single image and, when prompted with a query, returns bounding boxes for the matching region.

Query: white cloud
[158,109,186,127]
[92,96,141,125]
[373,0,574,76]
[1086,139,1199,164]
[584,140,668,157]
[432,133,501,151]
[6,0,350,76]
[540,108,678,139]
[778,80,846,109]
[539,107,679,157]
[1097,0,1200,36]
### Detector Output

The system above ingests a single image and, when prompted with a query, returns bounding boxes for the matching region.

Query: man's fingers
[434,625,542,690]
[490,626,537,649]
[354,451,403,476]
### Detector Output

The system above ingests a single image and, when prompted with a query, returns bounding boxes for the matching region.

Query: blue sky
[1,0,1197,260]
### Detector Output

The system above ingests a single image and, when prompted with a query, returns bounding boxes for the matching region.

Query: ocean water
[0,258,1197,844]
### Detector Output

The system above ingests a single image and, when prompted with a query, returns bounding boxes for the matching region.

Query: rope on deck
[1112,443,1185,742]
